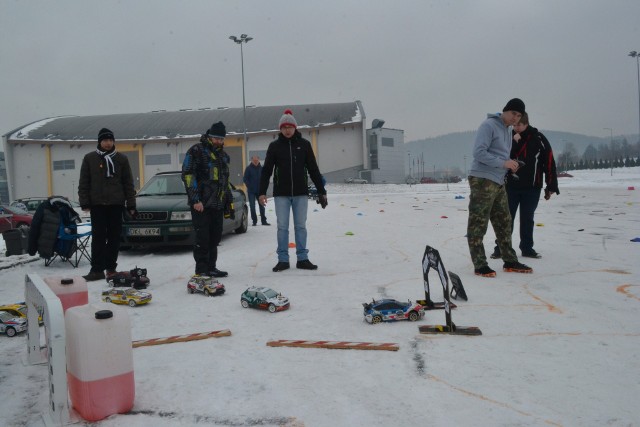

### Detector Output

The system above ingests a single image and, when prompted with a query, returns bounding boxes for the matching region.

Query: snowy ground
[1,168,639,427]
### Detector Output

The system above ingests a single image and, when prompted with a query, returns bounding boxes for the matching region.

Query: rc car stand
[417,246,481,336]
[417,245,458,310]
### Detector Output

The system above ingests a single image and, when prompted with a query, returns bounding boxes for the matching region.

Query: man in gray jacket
[78,128,136,281]
[467,99,532,277]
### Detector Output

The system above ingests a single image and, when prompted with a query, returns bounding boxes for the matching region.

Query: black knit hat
[502,98,525,115]
[98,128,115,143]
[206,121,226,138]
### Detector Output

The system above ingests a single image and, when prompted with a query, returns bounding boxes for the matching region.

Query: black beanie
[98,128,115,143]
[206,121,226,138]
[502,98,525,115]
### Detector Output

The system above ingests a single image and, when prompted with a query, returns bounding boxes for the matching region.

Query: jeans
[274,196,309,262]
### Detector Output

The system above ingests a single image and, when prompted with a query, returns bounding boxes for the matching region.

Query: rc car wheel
[6,327,16,337]
[105,297,112,303]
[128,300,136,307]
[188,287,194,294]
[268,304,276,313]
[408,311,419,322]
[372,315,382,324]
[204,289,211,297]
[241,300,249,308]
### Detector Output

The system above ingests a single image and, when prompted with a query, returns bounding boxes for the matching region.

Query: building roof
[8,102,364,142]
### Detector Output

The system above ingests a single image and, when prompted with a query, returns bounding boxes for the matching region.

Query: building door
[121,151,141,191]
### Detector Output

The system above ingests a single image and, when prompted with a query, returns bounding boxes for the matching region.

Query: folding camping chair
[44,222,92,268]
[44,214,92,268]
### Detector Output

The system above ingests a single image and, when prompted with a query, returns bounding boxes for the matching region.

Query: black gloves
[317,194,328,209]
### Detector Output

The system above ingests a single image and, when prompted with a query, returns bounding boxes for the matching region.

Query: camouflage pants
[467,176,517,268]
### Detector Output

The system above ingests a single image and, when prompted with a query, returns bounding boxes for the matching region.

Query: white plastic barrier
[24,273,70,426]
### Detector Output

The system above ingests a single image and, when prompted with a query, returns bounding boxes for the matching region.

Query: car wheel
[268,304,276,313]
[188,287,195,294]
[372,315,382,324]
[128,300,136,307]
[105,297,112,303]
[204,289,211,297]
[6,327,17,337]
[241,300,249,308]
[235,206,248,234]
[408,311,419,322]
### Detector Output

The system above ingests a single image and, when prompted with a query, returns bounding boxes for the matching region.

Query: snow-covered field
[1,168,639,427]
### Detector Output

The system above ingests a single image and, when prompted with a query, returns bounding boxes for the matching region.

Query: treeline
[557,137,640,171]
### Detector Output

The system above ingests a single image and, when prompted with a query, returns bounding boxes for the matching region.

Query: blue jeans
[274,196,309,262]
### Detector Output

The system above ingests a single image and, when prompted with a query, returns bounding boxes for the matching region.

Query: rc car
[0,311,28,337]
[101,288,152,307]
[0,302,43,325]
[240,286,289,313]
[362,298,425,324]
[107,267,150,289]
[187,275,226,297]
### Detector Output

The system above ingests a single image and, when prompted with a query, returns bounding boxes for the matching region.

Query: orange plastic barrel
[44,276,88,313]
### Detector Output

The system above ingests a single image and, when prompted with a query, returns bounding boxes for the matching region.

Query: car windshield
[0,311,16,322]
[137,174,186,196]
[263,289,278,299]
[1,205,29,215]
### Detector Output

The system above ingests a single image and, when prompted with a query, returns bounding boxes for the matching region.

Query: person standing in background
[243,155,270,226]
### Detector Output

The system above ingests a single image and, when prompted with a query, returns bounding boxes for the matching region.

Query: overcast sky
[1,0,640,150]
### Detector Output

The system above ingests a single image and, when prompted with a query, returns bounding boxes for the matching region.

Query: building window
[382,137,394,147]
[52,159,75,170]
[145,154,172,165]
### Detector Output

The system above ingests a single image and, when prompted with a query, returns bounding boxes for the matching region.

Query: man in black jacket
[78,128,136,281]
[181,121,234,278]
[259,109,327,272]
[491,112,559,259]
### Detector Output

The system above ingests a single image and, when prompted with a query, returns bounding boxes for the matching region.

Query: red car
[0,205,33,233]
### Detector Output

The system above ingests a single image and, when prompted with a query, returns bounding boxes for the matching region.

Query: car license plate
[127,227,160,236]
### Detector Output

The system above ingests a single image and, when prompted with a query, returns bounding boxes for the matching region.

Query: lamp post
[629,51,640,144]
[603,127,613,176]
[229,34,253,146]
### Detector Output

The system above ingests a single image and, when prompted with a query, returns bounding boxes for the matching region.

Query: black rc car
[107,267,150,289]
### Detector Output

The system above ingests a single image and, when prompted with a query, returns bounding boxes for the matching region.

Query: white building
[2,101,408,202]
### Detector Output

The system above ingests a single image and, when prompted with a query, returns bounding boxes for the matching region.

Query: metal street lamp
[229,34,253,146]
[603,127,613,176]
[629,51,640,144]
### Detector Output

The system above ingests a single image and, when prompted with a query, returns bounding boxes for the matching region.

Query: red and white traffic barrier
[266,339,399,351]
[132,329,231,348]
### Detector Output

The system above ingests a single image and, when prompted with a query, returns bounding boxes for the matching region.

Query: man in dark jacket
[243,155,269,226]
[182,121,234,278]
[491,112,559,259]
[259,109,327,272]
[78,128,136,281]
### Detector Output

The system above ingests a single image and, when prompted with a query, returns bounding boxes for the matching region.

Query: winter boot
[503,262,533,273]
[272,262,290,272]
[296,259,318,270]
[474,266,496,277]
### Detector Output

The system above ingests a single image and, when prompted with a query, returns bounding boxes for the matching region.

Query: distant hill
[405,130,638,174]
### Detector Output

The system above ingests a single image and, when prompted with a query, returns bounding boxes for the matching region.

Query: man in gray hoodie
[467,98,532,277]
